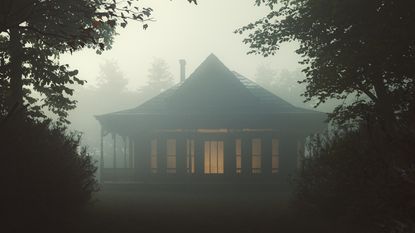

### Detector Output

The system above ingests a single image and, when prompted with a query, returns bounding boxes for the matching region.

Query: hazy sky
[61,0,302,90]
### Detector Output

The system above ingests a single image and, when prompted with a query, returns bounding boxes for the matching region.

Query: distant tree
[255,64,277,88]
[68,60,139,151]
[255,66,328,110]
[237,0,415,135]
[139,58,174,98]
[96,60,129,93]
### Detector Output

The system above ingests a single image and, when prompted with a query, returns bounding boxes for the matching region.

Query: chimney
[179,59,186,82]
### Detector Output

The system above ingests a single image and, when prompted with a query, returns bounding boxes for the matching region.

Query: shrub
[0,116,98,231]
[294,125,415,233]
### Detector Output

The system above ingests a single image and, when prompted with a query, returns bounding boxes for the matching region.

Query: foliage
[0,0,155,43]
[0,116,98,229]
[0,0,197,124]
[295,125,415,232]
[237,0,415,133]
[0,0,156,123]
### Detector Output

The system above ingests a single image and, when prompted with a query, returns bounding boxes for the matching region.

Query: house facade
[96,54,327,183]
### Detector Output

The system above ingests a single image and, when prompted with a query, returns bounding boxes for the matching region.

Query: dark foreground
[69,183,329,233]
[12,183,332,233]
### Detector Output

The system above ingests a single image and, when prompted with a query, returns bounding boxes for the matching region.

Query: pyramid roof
[96,54,326,134]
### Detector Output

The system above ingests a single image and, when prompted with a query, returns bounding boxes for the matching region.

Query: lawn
[67,183,330,233]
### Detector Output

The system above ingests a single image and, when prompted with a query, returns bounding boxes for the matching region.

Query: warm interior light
[204,140,224,174]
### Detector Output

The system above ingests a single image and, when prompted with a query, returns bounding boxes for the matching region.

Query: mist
[2,1,413,233]
[64,0,335,152]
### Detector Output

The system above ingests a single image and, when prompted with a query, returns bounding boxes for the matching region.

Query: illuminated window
[186,139,195,174]
[235,139,242,174]
[272,139,279,173]
[166,139,176,173]
[204,141,224,174]
[150,139,157,173]
[252,138,262,174]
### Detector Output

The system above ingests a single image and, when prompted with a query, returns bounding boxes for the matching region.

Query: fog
[61,0,302,89]
[5,1,410,233]
[62,0,339,153]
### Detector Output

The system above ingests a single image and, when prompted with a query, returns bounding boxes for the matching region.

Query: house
[95,54,327,183]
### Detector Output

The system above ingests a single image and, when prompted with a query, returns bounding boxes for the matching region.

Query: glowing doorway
[204,141,224,174]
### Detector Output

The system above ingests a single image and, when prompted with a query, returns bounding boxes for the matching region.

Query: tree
[237,0,415,135]
[0,0,154,123]
[96,60,129,93]
[295,126,415,232]
[68,60,139,151]
[139,58,174,98]
[0,0,196,123]
[239,2,415,231]
[1,117,98,231]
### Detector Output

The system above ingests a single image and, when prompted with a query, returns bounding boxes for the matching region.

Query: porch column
[128,136,134,168]
[176,136,186,176]
[224,135,236,176]
[195,137,204,175]
[241,135,251,175]
[100,127,104,182]
[123,136,127,168]
[261,134,272,176]
[157,135,166,175]
[112,133,117,169]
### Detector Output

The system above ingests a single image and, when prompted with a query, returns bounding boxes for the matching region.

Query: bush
[0,117,98,231]
[294,125,415,233]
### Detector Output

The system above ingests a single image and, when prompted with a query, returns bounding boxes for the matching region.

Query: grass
[64,183,331,233]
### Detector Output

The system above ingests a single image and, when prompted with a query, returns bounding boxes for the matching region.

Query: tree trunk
[8,28,24,115]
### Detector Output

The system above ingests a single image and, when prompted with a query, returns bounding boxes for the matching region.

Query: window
[204,141,224,174]
[252,138,262,174]
[150,139,157,173]
[272,139,279,173]
[235,139,242,174]
[166,139,176,173]
[186,139,195,174]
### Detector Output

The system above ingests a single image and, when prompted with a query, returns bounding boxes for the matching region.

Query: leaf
[99,42,105,50]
